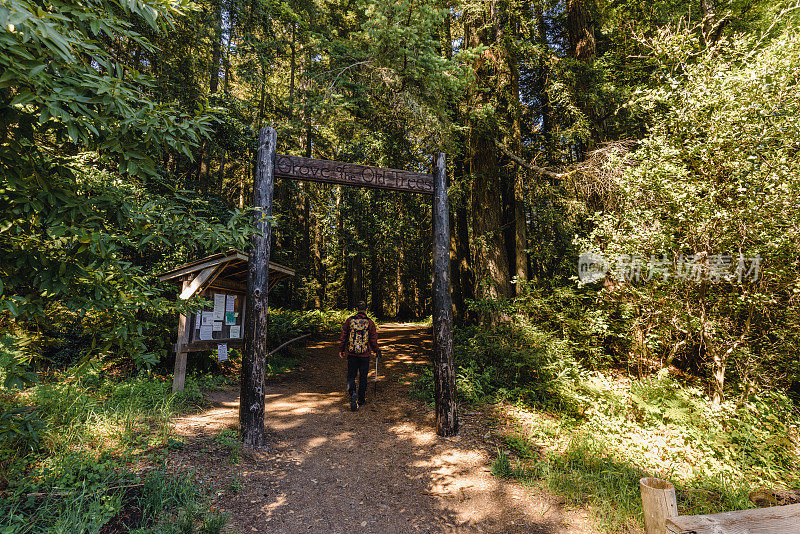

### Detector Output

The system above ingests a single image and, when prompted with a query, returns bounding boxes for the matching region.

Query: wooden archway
[240,127,457,446]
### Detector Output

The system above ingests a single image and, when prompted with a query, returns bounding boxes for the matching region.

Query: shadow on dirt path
[170,323,596,533]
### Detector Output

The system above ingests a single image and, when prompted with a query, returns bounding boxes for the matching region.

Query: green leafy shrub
[450,318,590,411]
[409,365,435,405]
[0,405,45,452]
[505,433,538,459]
[490,449,516,478]
[527,436,648,532]
[629,374,703,426]
[713,392,798,482]
[0,335,37,391]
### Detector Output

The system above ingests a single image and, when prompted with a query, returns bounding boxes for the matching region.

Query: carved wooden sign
[274,154,434,195]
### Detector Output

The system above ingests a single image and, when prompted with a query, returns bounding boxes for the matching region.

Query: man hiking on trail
[339,300,381,412]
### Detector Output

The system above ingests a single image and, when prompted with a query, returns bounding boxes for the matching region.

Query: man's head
[357,300,367,312]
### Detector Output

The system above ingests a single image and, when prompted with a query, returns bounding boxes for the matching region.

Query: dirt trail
[171,323,596,533]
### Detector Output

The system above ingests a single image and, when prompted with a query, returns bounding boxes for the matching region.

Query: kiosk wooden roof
[158,249,295,299]
[158,250,294,392]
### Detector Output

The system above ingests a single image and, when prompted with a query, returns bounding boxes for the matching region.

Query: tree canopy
[2,0,799,428]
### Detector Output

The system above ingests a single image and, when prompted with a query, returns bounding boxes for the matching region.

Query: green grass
[412,320,800,533]
[0,370,226,533]
[481,378,799,533]
[214,429,241,464]
[0,307,340,532]
[492,430,756,532]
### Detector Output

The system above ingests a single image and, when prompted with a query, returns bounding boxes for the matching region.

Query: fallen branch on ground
[268,334,311,356]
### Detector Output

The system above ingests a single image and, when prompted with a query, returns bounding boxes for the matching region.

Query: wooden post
[172,280,191,392]
[432,152,458,437]
[641,477,679,534]
[240,126,276,448]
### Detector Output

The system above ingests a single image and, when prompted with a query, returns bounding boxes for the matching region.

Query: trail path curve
[170,323,597,533]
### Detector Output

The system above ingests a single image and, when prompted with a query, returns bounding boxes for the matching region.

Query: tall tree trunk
[442,8,452,60]
[534,6,552,143]
[239,159,247,209]
[370,249,384,317]
[223,17,233,94]
[432,152,458,436]
[257,60,266,121]
[496,0,527,292]
[467,2,513,304]
[210,0,222,94]
[700,0,727,45]
[218,151,226,193]
[299,185,311,309]
[470,147,512,305]
[196,144,208,190]
[366,192,384,317]
[455,197,475,323]
[566,0,596,62]
[313,212,325,308]
[567,0,596,157]
[346,253,354,309]
[337,188,346,309]
[396,236,411,319]
[289,21,296,113]
[449,206,461,321]
[700,0,716,32]
[240,127,275,448]
[506,33,528,288]
[513,179,528,287]
[352,254,363,306]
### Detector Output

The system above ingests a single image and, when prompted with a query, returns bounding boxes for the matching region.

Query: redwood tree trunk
[566,0,596,62]
[467,1,512,305]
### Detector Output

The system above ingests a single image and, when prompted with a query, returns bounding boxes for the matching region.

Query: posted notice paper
[217,343,228,362]
[201,311,213,326]
[226,294,236,312]
[213,293,225,321]
[199,325,213,340]
[229,325,241,338]
[212,321,223,332]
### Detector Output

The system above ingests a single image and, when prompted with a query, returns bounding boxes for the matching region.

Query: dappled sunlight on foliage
[420,286,800,530]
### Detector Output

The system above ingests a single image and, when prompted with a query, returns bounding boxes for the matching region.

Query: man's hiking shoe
[350,394,358,412]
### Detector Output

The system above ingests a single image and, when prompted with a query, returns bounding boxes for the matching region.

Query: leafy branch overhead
[0,0,258,368]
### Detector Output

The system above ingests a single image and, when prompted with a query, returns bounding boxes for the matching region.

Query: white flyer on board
[217,343,228,362]
[199,325,213,340]
[213,293,225,321]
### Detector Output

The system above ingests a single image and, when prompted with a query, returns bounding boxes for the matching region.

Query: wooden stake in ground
[240,126,276,448]
[172,280,191,392]
[432,152,458,436]
[641,477,678,534]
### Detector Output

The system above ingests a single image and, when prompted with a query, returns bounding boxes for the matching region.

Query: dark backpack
[347,316,370,354]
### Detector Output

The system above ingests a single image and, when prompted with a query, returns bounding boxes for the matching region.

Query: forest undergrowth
[412,294,800,533]
[0,309,344,533]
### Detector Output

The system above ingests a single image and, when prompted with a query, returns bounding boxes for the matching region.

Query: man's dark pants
[347,355,370,404]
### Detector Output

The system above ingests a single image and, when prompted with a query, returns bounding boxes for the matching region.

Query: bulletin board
[188,290,245,344]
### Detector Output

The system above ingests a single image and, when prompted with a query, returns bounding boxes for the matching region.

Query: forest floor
[169,323,600,533]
